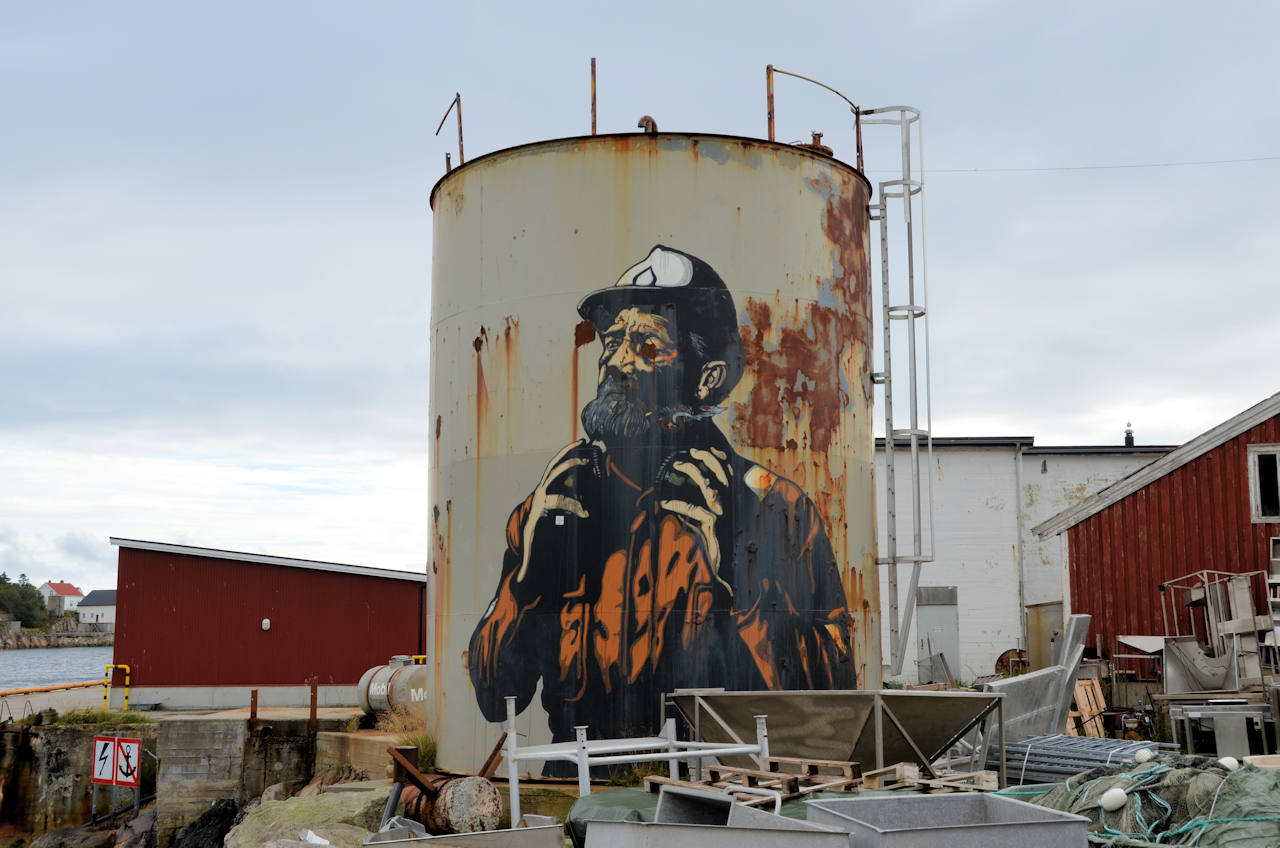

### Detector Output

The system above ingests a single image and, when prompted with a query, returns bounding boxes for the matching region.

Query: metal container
[358,656,429,714]
[805,795,1089,848]
[587,821,849,848]
[428,132,878,772]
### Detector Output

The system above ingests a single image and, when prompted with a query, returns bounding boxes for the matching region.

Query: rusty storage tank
[428,132,879,773]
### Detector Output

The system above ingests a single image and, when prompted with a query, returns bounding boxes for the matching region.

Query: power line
[868,154,1280,175]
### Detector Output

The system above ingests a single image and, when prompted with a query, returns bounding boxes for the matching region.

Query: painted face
[582,307,689,445]
[597,307,679,378]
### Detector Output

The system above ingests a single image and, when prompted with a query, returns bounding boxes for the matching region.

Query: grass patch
[52,708,154,727]
[376,705,437,772]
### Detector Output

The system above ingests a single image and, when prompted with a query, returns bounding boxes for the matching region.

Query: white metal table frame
[503,695,771,823]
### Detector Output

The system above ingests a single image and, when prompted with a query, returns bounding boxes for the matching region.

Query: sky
[2,2,1277,594]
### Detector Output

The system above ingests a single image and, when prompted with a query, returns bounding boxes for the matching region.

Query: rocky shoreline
[0,631,113,650]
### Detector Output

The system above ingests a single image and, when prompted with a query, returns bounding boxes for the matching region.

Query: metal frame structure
[502,696,771,823]
[670,689,1005,788]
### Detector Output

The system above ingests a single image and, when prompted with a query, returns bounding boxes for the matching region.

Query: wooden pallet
[1066,677,1107,737]
[644,756,861,806]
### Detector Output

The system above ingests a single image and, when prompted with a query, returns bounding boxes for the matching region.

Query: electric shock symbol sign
[92,736,142,787]
[114,738,141,787]
[92,736,115,785]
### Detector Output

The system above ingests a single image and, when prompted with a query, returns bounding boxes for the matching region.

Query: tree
[0,582,50,628]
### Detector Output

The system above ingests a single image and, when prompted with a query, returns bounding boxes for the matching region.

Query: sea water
[0,645,115,690]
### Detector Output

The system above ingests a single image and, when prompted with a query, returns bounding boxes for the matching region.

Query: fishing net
[1011,756,1280,846]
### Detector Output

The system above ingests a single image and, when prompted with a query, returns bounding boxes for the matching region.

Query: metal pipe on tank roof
[591,58,597,135]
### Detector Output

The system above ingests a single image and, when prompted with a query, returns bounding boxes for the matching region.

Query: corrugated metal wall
[113,548,424,686]
[1068,416,1280,655]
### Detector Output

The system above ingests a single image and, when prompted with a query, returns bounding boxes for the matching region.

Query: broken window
[1248,444,1280,522]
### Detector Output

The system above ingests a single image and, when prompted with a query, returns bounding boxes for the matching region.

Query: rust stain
[501,316,519,451]
[728,172,875,680]
[430,499,453,734]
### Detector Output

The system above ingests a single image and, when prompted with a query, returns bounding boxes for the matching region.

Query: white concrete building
[876,437,1172,684]
[77,589,116,627]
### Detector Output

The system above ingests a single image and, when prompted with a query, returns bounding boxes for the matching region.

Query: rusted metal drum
[428,133,878,772]
[402,778,502,834]
[357,656,429,715]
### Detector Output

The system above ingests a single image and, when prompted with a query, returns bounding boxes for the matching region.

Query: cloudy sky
[3,2,1277,593]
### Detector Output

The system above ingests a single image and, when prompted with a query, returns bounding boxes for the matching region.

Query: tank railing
[865,105,935,677]
[765,65,864,171]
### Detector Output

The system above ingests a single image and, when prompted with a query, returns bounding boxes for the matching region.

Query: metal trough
[805,794,1088,848]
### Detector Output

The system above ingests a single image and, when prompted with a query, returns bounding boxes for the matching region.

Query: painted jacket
[468,426,856,744]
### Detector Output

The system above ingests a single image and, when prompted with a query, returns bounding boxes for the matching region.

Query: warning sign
[114,738,141,787]
[92,736,115,785]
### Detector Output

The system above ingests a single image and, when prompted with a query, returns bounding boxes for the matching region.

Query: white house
[876,436,1173,684]
[38,581,84,614]
[76,589,116,628]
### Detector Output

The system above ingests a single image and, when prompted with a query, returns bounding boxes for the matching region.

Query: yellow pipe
[0,680,98,698]
[102,664,132,712]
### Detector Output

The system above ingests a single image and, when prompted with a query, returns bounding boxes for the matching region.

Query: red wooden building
[109,538,426,708]
[1034,393,1280,658]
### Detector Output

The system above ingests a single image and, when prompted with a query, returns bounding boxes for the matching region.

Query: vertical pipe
[102,665,110,711]
[754,714,770,767]
[308,678,318,734]
[1015,444,1027,654]
[765,65,775,141]
[445,152,451,173]
[590,58,597,135]
[663,717,679,779]
[455,94,464,165]
[873,692,884,769]
[575,726,591,797]
[997,697,1007,788]
[250,688,258,732]
[505,697,521,824]
[854,109,864,172]
[122,666,130,712]
[879,195,898,673]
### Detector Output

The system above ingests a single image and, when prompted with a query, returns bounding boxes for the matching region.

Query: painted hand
[515,439,593,584]
[659,447,732,592]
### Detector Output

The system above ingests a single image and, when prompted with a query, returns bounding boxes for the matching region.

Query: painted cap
[577,245,738,333]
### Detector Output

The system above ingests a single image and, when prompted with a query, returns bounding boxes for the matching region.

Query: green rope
[1155,814,1280,844]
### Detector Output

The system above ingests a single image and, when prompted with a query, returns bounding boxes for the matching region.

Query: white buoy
[1099,787,1128,811]
[1133,748,1154,764]
[1218,756,1240,771]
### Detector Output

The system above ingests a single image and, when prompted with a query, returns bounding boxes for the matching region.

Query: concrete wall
[111,684,357,711]
[155,716,319,846]
[0,725,158,837]
[877,442,1164,682]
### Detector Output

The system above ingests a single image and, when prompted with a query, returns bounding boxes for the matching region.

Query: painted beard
[581,373,693,445]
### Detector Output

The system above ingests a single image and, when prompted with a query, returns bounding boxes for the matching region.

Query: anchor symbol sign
[113,739,141,787]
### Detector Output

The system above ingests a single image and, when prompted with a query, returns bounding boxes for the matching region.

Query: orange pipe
[0,680,99,697]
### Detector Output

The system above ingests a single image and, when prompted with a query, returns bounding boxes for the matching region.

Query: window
[1248,444,1280,522]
